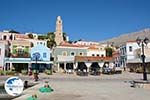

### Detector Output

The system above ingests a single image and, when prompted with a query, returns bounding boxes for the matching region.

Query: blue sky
[0,0,150,41]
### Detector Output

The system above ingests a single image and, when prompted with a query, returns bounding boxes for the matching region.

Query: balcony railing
[11,53,30,58]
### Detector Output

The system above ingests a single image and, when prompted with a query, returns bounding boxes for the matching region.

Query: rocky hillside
[100,28,150,46]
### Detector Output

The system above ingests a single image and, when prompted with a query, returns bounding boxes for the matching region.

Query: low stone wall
[132,80,150,89]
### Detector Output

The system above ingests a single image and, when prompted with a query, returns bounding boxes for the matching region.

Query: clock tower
[55,16,64,45]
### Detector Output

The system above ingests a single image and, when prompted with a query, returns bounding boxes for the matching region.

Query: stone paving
[2,72,150,100]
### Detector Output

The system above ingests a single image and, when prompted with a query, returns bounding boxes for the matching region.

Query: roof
[75,56,113,62]
[59,42,87,48]
[127,40,136,42]
[87,46,99,50]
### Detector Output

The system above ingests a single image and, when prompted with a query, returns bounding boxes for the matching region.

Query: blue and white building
[30,44,52,72]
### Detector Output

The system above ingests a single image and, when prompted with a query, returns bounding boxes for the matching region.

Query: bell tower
[55,16,64,45]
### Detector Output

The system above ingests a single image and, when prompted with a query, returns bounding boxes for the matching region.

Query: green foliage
[38,32,68,48]
[9,30,19,33]
[105,47,114,57]
[27,33,34,39]
[12,49,17,54]
[38,35,47,40]
[0,70,5,75]
[6,70,16,75]
[63,32,67,41]
[68,40,73,44]
[0,70,16,75]
[47,32,56,48]
[24,46,29,52]
[21,70,28,75]
[12,45,17,54]
[45,69,52,75]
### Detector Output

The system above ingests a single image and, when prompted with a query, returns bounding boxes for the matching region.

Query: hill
[100,28,150,46]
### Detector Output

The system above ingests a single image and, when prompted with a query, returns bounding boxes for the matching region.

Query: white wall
[87,50,105,57]
[26,39,47,47]
[0,43,6,69]
[126,42,140,60]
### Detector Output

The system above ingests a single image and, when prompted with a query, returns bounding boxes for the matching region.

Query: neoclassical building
[53,43,113,73]
[53,43,87,72]
[0,30,52,72]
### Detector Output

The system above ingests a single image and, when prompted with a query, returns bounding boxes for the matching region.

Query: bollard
[24,80,28,89]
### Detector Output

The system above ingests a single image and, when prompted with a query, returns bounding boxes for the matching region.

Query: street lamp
[136,37,149,81]
[32,52,40,81]
[33,52,40,71]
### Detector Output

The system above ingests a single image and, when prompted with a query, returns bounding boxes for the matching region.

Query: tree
[105,47,114,57]
[9,30,19,33]
[38,35,47,40]
[47,32,56,48]
[63,32,67,41]
[37,32,68,48]
[68,40,73,44]
[27,33,34,39]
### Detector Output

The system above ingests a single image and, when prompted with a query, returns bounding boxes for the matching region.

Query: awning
[31,61,53,64]
[75,56,113,62]
[5,58,31,63]
[5,58,53,64]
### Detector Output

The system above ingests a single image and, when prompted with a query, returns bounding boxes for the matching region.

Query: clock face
[32,52,40,61]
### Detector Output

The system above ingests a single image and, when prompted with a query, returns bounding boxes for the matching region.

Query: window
[62,51,67,56]
[70,52,75,56]
[43,53,47,58]
[129,46,132,52]
[92,54,95,56]
[0,48,1,55]
[101,54,104,57]
[3,35,7,40]
[97,54,99,56]
[79,52,83,56]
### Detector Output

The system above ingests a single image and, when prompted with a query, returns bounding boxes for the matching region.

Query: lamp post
[136,37,149,81]
[32,52,40,81]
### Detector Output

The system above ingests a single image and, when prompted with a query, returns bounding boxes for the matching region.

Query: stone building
[54,16,64,45]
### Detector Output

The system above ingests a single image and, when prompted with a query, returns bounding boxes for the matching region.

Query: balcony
[11,53,30,58]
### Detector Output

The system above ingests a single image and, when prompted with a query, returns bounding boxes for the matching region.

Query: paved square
[12,72,150,100]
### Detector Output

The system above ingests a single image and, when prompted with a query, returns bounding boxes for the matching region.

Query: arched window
[3,35,7,40]
[62,51,67,56]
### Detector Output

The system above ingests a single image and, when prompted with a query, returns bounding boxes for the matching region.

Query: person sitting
[39,83,54,93]
[27,94,37,100]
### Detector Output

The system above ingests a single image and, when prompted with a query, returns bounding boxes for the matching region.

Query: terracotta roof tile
[88,46,99,50]
[60,43,87,47]
[75,56,113,62]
